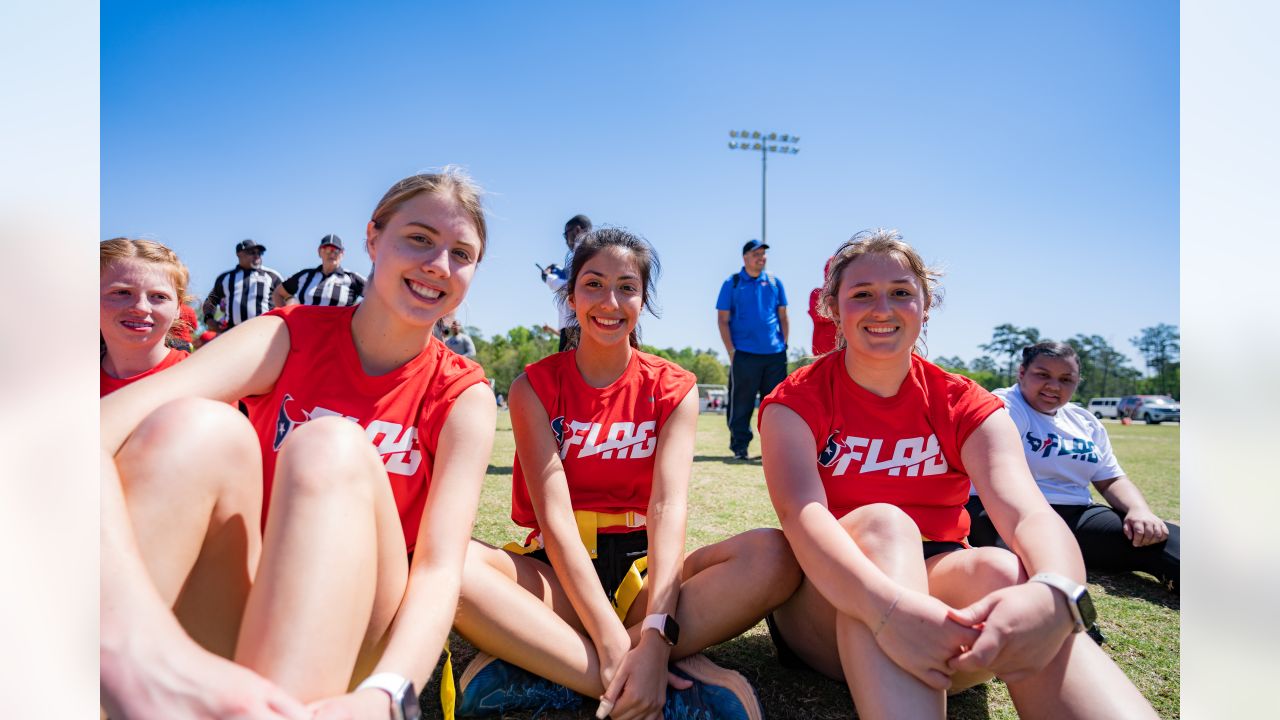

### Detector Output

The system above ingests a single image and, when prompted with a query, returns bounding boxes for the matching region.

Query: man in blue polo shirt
[716,239,789,460]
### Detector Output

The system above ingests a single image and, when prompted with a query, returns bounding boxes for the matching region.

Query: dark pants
[726,350,787,455]
[965,495,1179,584]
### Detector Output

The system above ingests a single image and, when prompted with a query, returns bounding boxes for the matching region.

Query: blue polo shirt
[715,268,788,354]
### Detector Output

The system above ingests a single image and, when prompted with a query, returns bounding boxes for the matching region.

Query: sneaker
[456,651,583,717]
[732,450,749,461]
[663,654,763,720]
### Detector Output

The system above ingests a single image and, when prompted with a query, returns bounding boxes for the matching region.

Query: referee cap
[235,238,267,253]
[319,234,344,250]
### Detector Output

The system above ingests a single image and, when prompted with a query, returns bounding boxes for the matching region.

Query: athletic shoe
[456,652,583,717]
[663,654,764,720]
[732,450,749,461]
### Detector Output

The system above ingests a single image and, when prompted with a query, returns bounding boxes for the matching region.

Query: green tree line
[467,322,1179,403]
[471,325,727,396]
[934,322,1179,401]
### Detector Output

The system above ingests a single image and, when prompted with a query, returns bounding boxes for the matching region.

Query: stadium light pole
[727,129,799,245]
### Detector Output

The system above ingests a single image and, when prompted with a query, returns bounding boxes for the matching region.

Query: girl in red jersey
[101,169,496,720]
[759,230,1157,718]
[100,238,193,396]
[453,229,799,720]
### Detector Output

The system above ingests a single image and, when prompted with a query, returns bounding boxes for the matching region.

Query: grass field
[421,413,1180,719]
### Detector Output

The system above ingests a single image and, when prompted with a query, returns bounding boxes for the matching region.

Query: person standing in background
[541,214,592,351]
[716,238,789,460]
[809,255,838,356]
[272,234,366,308]
[202,238,283,332]
[443,313,477,358]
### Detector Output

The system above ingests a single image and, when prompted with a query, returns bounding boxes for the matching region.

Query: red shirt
[808,287,837,356]
[241,305,488,553]
[759,352,1002,543]
[100,348,189,397]
[511,349,696,536]
[175,304,198,344]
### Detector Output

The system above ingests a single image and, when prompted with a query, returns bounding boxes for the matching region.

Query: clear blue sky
[102,1,1178,371]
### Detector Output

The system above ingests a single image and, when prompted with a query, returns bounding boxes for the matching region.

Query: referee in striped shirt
[202,238,284,332]
[272,234,367,308]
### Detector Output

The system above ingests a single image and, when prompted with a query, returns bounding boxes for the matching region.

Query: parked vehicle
[1087,397,1121,419]
[1117,395,1180,423]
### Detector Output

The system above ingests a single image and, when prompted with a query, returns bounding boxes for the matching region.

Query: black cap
[319,234,344,250]
[742,239,769,255]
[235,238,266,253]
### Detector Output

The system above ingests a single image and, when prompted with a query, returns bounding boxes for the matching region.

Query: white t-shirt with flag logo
[981,385,1125,506]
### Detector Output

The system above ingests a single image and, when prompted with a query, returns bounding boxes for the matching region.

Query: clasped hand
[945,581,1074,683]
[597,631,688,720]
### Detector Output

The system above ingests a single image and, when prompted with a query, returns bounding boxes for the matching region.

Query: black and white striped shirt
[203,266,284,329]
[282,265,366,307]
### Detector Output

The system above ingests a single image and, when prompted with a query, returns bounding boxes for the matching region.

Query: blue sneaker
[456,652,583,717]
[663,654,763,720]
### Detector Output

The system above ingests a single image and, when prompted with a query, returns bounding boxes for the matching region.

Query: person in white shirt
[540,214,591,350]
[966,341,1179,592]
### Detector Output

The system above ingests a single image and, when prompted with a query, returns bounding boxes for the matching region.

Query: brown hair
[369,166,488,260]
[100,237,194,342]
[818,228,943,352]
[559,227,661,349]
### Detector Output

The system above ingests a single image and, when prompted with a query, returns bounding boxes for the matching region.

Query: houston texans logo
[551,415,566,449]
[273,394,310,450]
[817,431,845,467]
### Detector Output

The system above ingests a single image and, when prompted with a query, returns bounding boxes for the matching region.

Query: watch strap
[356,672,419,720]
[1029,572,1086,633]
[642,613,675,645]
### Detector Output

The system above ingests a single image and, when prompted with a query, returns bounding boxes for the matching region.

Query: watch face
[1077,588,1097,629]
[663,615,681,645]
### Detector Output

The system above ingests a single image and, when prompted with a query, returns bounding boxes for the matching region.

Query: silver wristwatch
[1030,572,1097,633]
[356,672,422,720]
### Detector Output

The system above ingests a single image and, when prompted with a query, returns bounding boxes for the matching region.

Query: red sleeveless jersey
[511,349,696,536]
[100,348,189,397]
[759,353,1002,543]
[241,305,487,553]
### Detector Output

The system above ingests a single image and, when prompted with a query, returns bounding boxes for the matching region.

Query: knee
[840,504,921,557]
[739,528,802,596]
[966,546,1025,593]
[117,398,260,491]
[274,416,382,499]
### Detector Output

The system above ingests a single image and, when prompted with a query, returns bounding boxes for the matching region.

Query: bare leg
[928,546,1157,718]
[924,546,1025,693]
[1004,626,1157,719]
[235,417,409,701]
[454,541,607,696]
[623,527,802,658]
[114,397,264,659]
[770,504,944,720]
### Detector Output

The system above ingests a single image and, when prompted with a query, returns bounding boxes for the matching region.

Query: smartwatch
[1030,572,1098,633]
[356,672,422,720]
[641,613,681,646]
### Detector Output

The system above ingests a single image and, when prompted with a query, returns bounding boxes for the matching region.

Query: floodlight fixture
[723,127,802,244]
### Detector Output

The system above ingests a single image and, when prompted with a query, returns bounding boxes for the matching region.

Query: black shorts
[525,529,649,602]
[765,540,966,671]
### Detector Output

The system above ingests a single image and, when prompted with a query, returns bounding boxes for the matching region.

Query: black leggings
[965,496,1179,584]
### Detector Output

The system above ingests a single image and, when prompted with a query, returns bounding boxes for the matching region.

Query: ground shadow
[693,454,762,465]
[1089,570,1179,611]
[485,464,513,476]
